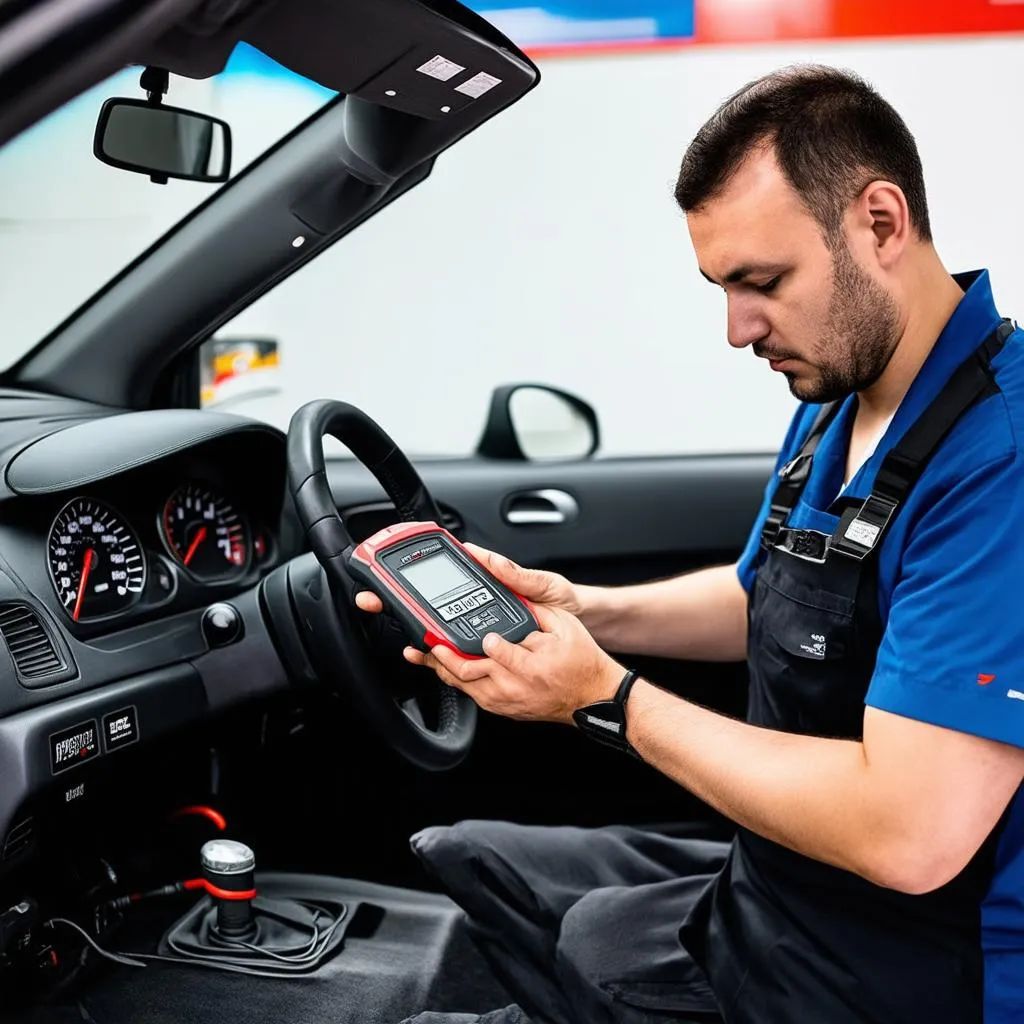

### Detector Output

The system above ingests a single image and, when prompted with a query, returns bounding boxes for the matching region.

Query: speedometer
[160,484,250,581]
[48,498,146,621]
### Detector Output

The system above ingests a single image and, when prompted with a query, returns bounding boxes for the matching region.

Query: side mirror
[476,384,599,462]
[93,98,232,183]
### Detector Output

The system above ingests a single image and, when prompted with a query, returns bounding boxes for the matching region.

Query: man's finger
[354,591,384,614]
[423,643,494,683]
[453,655,494,682]
[462,542,497,562]
[480,631,531,674]
[403,646,427,665]
[531,601,568,633]
[430,643,473,678]
[421,651,477,693]
[464,544,543,598]
[520,629,551,653]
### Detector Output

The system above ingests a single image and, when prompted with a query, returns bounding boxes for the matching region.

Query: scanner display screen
[398,551,473,606]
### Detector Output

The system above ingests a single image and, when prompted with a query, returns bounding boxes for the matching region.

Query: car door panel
[328,453,773,568]
[324,453,772,846]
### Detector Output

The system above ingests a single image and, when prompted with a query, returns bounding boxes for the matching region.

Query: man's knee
[412,820,517,871]
[411,820,531,901]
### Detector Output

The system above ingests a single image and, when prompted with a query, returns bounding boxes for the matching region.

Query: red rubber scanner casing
[348,522,538,659]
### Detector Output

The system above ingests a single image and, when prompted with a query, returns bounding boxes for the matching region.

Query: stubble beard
[787,244,902,404]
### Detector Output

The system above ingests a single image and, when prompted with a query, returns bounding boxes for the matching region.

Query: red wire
[171,805,228,831]
[182,878,257,901]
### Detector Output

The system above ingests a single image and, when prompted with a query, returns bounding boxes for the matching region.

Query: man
[359,65,1024,1023]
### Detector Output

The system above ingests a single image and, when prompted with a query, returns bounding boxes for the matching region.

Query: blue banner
[467,1,695,47]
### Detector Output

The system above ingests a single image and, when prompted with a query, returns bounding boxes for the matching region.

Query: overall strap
[830,318,1014,560]
[759,401,841,551]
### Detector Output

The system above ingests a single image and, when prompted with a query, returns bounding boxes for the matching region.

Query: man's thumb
[465,543,543,598]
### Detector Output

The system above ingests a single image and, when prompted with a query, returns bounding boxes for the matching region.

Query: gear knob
[201,839,257,939]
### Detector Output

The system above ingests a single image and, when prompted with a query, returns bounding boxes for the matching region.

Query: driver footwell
[6,877,511,1024]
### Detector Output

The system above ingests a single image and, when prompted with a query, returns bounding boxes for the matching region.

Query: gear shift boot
[157,839,352,975]
[163,893,349,965]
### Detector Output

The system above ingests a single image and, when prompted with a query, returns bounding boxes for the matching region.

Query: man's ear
[856,180,911,270]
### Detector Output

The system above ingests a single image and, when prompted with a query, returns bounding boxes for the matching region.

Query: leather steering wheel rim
[286,398,477,771]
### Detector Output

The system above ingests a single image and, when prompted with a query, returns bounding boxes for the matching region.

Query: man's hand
[416,603,624,724]
[353,542,581,616]
[353,542,618,722]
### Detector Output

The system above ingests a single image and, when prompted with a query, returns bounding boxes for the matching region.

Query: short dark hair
[674,65,931,243]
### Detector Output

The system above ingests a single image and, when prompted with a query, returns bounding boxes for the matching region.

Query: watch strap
[572,669,642,758]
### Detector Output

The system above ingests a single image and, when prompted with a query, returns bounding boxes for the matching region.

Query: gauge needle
[183,525,207,567]
[72,547,94,622]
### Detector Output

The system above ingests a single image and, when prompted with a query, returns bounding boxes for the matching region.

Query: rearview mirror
[93,98,231,183]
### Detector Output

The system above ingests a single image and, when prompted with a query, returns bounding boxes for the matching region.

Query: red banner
[699,0,1024,44]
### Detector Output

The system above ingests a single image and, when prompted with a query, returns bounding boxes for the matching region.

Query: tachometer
[48,498,146,621]
[160,484,249,581]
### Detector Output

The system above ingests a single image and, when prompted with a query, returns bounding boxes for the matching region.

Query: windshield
[0,44,333,367]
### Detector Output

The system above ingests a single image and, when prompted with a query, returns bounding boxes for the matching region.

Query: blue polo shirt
[736,270,1024,1022]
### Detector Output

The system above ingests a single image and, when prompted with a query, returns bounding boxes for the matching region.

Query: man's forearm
[625,680,906,887]
[622,680,1024,895]
[577,563,749,661]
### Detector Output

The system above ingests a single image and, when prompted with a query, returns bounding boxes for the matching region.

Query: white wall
[3,35,1024,458]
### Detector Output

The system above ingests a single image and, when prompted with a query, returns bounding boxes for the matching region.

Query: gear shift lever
[200,839,257,941]
[157,837,351,974]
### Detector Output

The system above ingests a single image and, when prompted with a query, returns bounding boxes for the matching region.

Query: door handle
[504,489,579,526]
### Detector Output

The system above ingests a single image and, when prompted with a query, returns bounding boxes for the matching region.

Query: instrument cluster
[45,481,273,624]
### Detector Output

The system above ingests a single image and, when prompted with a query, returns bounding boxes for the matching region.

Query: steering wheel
[284,399,476,771]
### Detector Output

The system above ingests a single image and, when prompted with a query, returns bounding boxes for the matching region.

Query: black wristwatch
[572,669,642,758]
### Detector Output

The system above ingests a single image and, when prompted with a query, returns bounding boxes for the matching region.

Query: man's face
[686,147,902,403]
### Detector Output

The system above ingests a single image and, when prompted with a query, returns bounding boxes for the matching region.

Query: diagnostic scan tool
[348,522,539,658]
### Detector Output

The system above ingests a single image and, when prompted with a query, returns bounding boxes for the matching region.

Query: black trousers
[411,820,731,1024]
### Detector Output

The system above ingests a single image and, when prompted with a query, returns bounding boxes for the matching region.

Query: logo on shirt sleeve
[978,673,997,686]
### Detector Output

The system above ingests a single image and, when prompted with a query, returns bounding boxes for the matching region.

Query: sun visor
[245,0,536,119]
[138,0,537,120]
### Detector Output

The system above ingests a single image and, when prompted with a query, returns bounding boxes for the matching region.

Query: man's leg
[400,1009,530,1024]
[555,876,724,1023]
[411,820,728,1024]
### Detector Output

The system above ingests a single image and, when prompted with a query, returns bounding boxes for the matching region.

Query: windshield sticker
[417,56,466,82]
[455,72,503,98]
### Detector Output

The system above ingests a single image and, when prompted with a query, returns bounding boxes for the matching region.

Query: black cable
[44,919,146,969]
[46,898,348,979]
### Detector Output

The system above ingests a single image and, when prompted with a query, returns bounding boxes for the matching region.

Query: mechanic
[358,65,1024,1024]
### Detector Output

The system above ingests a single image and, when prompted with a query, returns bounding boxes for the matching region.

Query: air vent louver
[2,816,34,862]
[0,605,63,678]
[440,508,464,534]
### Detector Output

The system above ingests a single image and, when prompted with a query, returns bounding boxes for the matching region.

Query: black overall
[680,320,1015,1023]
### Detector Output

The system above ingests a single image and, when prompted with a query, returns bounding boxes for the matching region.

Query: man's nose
[726,296,769,350]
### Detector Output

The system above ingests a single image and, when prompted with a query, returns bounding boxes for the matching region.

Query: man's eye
[755,277,781,294]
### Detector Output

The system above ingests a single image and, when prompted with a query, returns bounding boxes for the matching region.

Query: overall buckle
[760,503,791,550]
[831,494,898,560]
[776,528,831,564]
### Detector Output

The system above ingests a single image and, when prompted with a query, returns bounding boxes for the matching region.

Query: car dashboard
[0,398,298,874]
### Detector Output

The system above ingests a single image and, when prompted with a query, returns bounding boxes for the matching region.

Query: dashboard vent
[439,506,464,536]
[0,605,64,679]
[2,816,34,863]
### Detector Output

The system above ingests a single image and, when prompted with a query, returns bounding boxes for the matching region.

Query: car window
[201,67,799,460]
